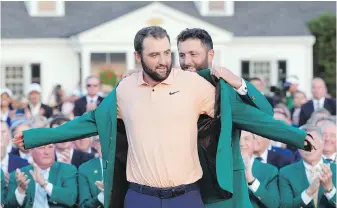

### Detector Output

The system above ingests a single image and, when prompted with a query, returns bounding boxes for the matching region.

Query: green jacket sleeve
[228,83,306,149]
[49,165,78,207]
[23,111,98,149]
[78,168,103,208]
[279,172,307,208]
[196,69,273,116]
[251,168,279,208]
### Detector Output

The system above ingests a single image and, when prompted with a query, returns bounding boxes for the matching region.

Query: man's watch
[248,178,256,186]
[41,180,48,189]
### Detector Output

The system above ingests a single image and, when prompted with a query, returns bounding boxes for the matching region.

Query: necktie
[310,167,319,207]
[256,157,263,162]
[34,170,48,208]
[326,159,333,163]
[315,100,321,111]
[90,99,94,104]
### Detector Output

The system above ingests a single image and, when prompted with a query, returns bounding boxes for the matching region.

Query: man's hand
[29,163,45,186]
[242,155,255,183]
[306,177,320,197]
[95,181,104,192]
[319,164,334,192]
[16,169,30,194]
[304,134,318,151]
[210,67,242,89]
[13,132,25,149]
[5,172,9,187]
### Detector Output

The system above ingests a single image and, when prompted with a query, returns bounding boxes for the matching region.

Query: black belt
[129,182,199,199]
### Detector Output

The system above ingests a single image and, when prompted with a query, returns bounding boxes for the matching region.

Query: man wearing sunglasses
[73,76,104,117]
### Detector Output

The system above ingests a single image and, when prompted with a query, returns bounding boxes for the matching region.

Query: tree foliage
[308,13,336,97]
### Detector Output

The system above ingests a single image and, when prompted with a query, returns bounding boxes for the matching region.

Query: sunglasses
[87,84,98,88]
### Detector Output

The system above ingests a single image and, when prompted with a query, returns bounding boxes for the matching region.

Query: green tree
[308,13,336,97]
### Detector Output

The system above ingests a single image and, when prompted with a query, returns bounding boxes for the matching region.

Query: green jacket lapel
[216,80,233,194]
[48,162,59,185]
[26,166,36,205]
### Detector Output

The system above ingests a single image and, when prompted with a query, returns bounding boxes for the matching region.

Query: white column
[81,49,91,91]
[126,50,136,71]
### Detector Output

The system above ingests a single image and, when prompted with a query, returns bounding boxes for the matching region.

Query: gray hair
[300,124,323,142]
[311,108,331,117]
[320,120,336,131]
[10,120,33,137]
[30,115,48,128]
[85,75,101,84]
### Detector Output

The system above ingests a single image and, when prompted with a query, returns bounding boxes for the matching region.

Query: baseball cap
[286,76,299,85]
[27,83,41,94]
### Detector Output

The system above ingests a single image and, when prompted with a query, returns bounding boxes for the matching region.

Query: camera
[270,81,290,105]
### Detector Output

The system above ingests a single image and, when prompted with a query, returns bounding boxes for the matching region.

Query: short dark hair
[177,28,213,50]
[50,116,70,128]
[134,26,170,55]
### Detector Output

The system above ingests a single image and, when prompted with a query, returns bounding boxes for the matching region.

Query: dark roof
[1,1,335,38]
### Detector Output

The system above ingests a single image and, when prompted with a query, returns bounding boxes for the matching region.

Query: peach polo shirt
[116,68,215,188]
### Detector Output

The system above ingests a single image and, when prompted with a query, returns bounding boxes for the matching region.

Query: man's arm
[5,171,24,207]
[48,165,78,207]
[22,111,98,149]
[197,69,273,116]
[78,167,103,208]
[249,167,279,208]
[279,172,307,208]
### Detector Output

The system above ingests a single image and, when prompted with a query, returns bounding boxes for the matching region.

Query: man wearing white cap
[25,83,53,118]
[285,75,300,109]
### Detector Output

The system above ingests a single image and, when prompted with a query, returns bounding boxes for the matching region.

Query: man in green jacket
[240,131,279,208]
[279,124,336,208]
[13,26,316,208]
[5,144,78,208]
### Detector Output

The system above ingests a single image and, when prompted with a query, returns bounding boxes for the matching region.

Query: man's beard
[181,56,209,71]
[141,57,172,82]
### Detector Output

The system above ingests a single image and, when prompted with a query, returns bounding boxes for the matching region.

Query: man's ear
[134,51,141,63]
[208,49,214,64]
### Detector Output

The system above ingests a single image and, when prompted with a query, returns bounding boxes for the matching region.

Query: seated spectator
[78,136,104,208]
[30,115,48,128]
[10,120,33,163]
[1,121,28,175]
[279,124,336,208]
[290,90,308,127]
[24,83,53,119]
[321,121,336,163]
[50,116,94,168]
[74,137,97,156]
[6,144,78,207]
[0,88,13,127]
[299,78,336,126]
[253,134,292,170]
[240,131,279,208]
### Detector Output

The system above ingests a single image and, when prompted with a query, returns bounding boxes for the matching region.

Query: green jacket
[78,157,104,208]
[22,69,307,207]
[1,169,6,206]
[279,160,337,208]
[5,162,78,208]
[249,159,279,208]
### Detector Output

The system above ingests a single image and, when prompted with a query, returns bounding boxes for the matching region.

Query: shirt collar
[86,95,98,103]
[137,69,175,86]
[323,152,337,161]
[259,148,269,162]
[314,97,325,104]
[303,159,324,171]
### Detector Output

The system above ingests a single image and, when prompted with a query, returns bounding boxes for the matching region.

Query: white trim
[231,36,316,46]
[200,1,234,17]
[76,2,233,42]
[25,1,65,17]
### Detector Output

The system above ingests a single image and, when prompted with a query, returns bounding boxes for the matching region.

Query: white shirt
[15,167,54,207]
[97,157,104,205]
[313,98,325,111]
[1,153,9,174]
[301,159,336,205]
[0,110,9,122]
[254,149,268,163]
[29,103,42,117]
[55,148,74,164]
[86,95,99,104]
[292,108,301,125]
[19,151,33,163]
[233,78,248,96]
[248,157,261,193]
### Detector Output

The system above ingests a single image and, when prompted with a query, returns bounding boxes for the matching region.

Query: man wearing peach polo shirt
[14,26,317,208]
